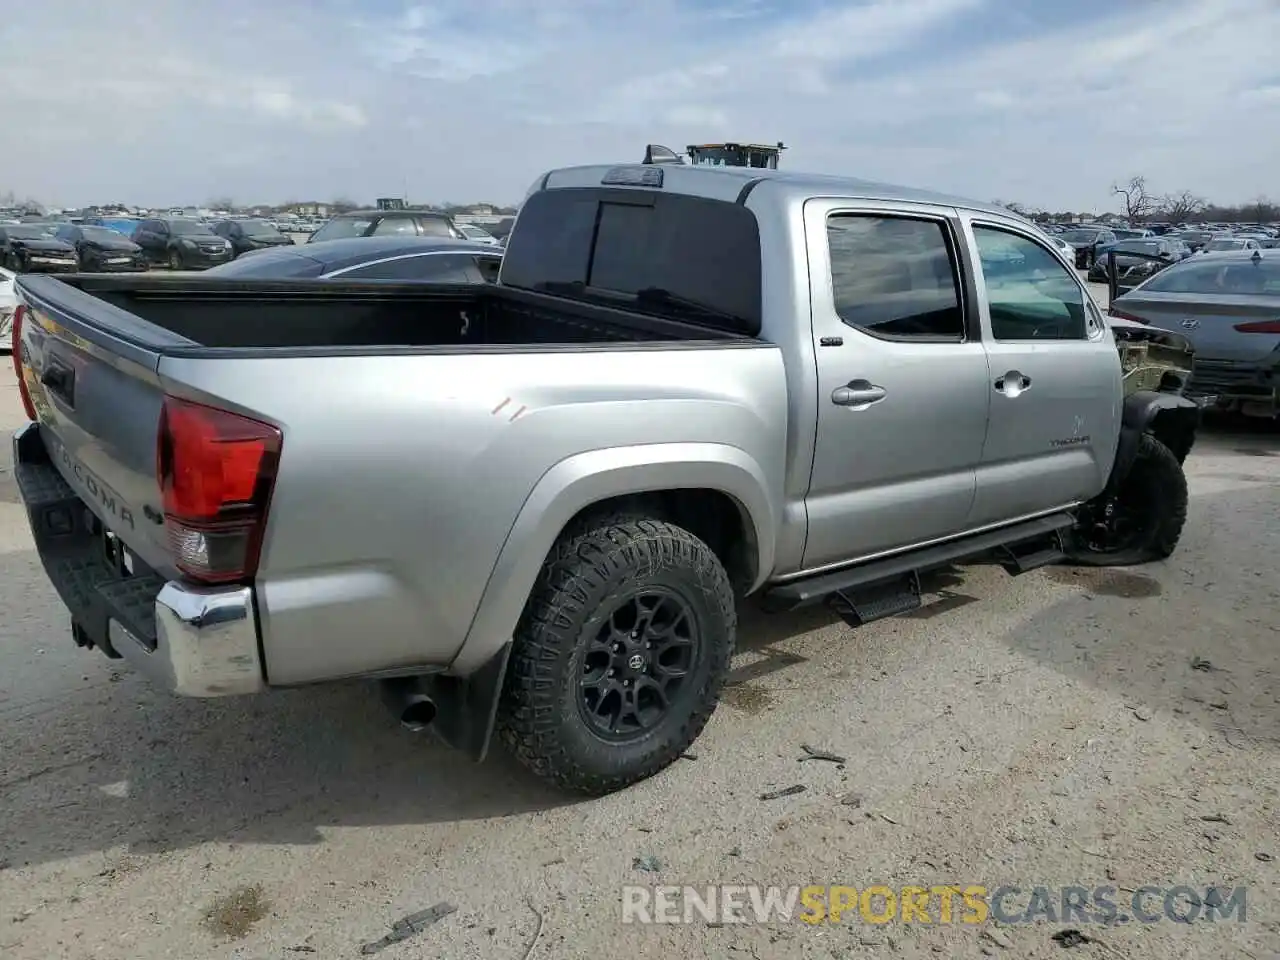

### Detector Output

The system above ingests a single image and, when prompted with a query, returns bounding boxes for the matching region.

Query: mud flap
[423,641,512,762]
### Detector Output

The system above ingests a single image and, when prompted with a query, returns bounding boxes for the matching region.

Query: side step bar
[763,513,1074,627]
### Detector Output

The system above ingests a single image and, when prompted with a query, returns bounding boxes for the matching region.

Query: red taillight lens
[11,304,37,421]
[1233,320,1280,333]
[157,396,282,584]
[1107,306,1148,324]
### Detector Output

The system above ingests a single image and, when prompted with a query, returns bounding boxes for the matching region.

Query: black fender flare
[1104,390,1201,497]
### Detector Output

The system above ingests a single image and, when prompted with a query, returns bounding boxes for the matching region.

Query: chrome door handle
[831,379,887,407]
[994,371,1032,397]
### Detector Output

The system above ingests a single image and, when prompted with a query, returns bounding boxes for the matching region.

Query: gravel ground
[0,290,1277,959]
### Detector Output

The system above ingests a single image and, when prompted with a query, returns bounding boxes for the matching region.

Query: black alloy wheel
[577,589,699,741]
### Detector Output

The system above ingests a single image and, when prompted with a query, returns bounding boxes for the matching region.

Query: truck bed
[21,274,745,353]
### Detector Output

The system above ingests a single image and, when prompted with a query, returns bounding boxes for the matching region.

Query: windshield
[1205,239,1246,251]
[1061,230,1099,242]
[459,224,493,240]
[240,219,283,237]
[169,219,214,236]
[80,226,130,243]
[1142,260,1280,295]
[310,217,372,242]
[1112,229,1146,239]
[1114,240,1161,254]
[6,225,56,239]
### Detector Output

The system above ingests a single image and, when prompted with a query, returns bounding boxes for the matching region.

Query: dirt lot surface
[0,314,1277,959]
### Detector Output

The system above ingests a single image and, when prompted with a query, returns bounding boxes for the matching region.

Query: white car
[457,223,501,246]
[0,266,17,347]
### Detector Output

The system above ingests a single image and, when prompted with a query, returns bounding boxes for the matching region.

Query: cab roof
[539,162,1016,219]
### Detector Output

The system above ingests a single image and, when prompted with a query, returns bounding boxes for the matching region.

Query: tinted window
[973,226,1088,340]
[500,188,762,336]
[1141,259,1280,295]
[827,215,964,339]
[343,253,474,282]
[169,219,212,236]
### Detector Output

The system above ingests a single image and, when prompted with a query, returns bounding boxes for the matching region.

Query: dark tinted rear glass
[500,187,762,336]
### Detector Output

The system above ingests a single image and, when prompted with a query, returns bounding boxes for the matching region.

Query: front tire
[498,518,736,794]
[168,248,183,270]
[1069,434,1188,565]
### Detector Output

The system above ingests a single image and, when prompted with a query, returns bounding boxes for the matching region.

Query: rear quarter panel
[159,344,788,684]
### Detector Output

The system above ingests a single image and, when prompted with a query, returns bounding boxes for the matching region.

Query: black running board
[764,512,1074,617]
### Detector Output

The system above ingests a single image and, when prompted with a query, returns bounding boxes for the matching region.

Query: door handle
[831,379,887,407]
[994,371,1032,397]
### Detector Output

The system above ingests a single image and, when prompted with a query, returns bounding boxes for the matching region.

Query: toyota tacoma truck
[10,160,1200,794]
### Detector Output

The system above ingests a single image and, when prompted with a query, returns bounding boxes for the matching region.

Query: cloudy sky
[3,0,1278,210]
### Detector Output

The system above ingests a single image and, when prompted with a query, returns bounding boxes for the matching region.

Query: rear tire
[1068,434,1188,566]
[498,518,736,794]
[168,248,183,270]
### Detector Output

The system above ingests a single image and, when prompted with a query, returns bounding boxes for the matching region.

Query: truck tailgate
[15,274,198,577]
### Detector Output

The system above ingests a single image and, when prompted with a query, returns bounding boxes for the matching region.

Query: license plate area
[91,514,136,580]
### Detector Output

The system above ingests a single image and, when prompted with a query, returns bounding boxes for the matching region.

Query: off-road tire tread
[498,518,735,795]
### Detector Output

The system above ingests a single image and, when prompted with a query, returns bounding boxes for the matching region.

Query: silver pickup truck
[11,161,1200,794]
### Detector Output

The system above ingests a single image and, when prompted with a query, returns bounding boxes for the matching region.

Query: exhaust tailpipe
[380,677,438,732]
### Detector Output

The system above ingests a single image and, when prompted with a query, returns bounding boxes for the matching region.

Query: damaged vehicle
[11,158,1199,795]
[1109,248,1278,418]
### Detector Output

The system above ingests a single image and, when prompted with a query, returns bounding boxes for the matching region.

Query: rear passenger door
[802,200,992,568]
[962,218,1122,525]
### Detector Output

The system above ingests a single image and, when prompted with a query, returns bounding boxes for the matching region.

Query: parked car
[53,224,147,272]
[1202,237,1260,253]
[0,224,78,273]
[212,218,295,258]
[1110,249,1280,417]
[204,236,502,282]
[0,265,15,344]
[456,223,502,247]
[1087,238,1178,284]
[83,217,140,238]
[11,161,1198,795]
[307,209,462,243]
[1061,227,1118,268]
[1177,230,1215,252]
[132,217,234,269]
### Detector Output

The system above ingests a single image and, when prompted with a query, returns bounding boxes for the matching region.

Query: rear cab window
[501,187,762,336]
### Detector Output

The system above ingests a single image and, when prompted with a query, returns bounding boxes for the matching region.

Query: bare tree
[1247,195,1277,223]
[1157,190,1206,225]
[330,197,359,213]
[206,196,234,212]
[1111,176,1155,222]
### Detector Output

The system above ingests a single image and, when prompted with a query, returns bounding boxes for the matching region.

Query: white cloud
[0,0,1276,210]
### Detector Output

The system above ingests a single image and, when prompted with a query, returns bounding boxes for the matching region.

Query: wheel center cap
[627,654,646,672]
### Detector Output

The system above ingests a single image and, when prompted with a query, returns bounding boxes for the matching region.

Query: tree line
[997,176,1278,226]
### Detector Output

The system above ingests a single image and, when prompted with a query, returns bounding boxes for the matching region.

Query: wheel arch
[449,442,777,675]
[1106,390,1201,494]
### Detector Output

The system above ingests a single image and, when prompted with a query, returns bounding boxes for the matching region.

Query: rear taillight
[1107,306,1148,324]
[1233,320,1280,333]
[156,396,282,584]
[11,304,37,421]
